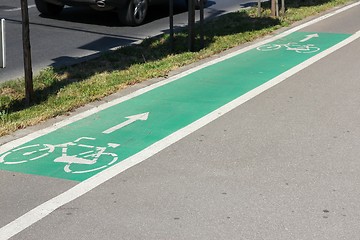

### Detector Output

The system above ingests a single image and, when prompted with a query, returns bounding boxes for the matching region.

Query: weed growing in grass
[0,110,9,124]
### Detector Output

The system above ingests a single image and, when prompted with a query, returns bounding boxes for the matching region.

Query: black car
[35,0,207,26]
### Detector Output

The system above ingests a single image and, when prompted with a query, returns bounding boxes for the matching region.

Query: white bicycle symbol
[0,137,120,174]
[257,42,320,54]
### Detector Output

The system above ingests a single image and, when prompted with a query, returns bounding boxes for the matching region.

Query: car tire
[118,0,148,26]
[35,0,64,16]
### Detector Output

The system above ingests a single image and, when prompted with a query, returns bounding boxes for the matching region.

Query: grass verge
[0,0,353,137]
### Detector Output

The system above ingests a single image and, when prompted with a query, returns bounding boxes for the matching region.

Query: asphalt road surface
[0,2,360,240]
[0,0,255,83]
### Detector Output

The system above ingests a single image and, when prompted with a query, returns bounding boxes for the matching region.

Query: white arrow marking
[102,112,149,134]
[300,33,319,42]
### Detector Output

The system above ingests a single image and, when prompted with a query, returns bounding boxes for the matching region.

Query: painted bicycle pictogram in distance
[0,137,120,174]
[257,42,320,53]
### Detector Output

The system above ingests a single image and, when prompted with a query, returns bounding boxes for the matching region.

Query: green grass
[0,0,353,136]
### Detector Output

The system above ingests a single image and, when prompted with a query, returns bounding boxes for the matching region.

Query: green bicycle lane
[0,31,351,181]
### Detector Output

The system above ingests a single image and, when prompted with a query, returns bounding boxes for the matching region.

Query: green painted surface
[0,32,351,181]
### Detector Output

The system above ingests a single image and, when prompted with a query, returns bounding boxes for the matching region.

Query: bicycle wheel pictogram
[295,45,320,53]
[55,149,119,174]
[0,144,54,165]
[256,44,282,51]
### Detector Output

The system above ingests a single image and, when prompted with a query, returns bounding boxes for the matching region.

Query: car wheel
[35,0,64,16]
[119,0,148,26]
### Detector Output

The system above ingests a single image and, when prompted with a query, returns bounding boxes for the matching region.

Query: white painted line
[4,5,36,12]
[0,1,359,239]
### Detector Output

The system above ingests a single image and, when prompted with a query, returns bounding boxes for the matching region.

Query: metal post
[257,0,261,17]
[199,0,204,49]
[169,0,174,51]
[21,0,34,105]
[188,0,195,52]
[0,19,5,68]
[281,0,285,15]
[275,0,279,17]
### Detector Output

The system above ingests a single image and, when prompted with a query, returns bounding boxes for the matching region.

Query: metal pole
[281,0,285,15]
[257,0,261,17]
[0,19,5,68]
[21,0,34,105]
[169,0,174,51]
[188,0,195,52]
[199,0,204,49]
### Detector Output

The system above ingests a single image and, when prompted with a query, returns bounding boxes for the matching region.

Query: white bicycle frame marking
[0,137,120,174]
[257,42,320,53]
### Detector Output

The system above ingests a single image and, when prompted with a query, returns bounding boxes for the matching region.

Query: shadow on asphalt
[0,7,282,114]
[1,9,280,113]
[1,0,335,113]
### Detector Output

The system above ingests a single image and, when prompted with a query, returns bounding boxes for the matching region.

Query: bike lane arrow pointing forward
[102,112,150,134]
[300,33,319,42]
